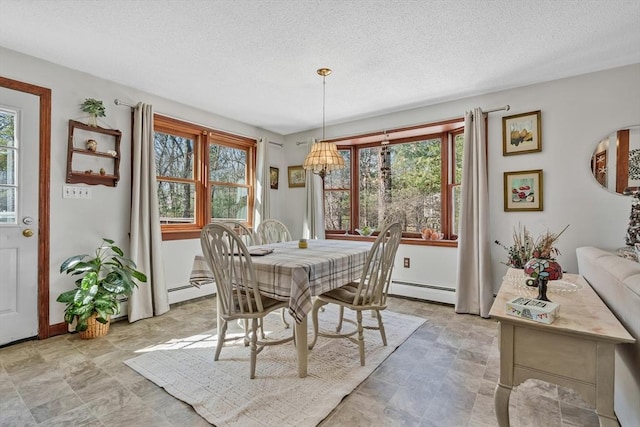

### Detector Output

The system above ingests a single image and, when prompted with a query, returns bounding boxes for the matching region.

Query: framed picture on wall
[502,110,542,156]
[270,167,279,189]
[504,169,543,211]
[288,165,305,188]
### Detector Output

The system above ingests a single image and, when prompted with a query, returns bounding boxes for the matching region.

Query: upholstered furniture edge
[576,246,640,427]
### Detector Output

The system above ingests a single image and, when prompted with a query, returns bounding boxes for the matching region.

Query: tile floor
[0,296,601,426]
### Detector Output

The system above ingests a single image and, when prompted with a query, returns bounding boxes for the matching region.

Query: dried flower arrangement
[495,224,569,268]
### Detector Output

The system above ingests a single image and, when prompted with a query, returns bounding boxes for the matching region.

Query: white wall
[0,47,284,324]
[2,45,638,324]
[284,64,640,297]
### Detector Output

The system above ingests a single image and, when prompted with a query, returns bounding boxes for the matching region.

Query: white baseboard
[389,281,455,305]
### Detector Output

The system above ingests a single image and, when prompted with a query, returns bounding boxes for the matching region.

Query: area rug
[124,306,425,426]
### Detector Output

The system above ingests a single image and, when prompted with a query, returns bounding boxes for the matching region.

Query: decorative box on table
[505,296,560,324]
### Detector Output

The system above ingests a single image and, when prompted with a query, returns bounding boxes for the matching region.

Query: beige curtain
[253,137,270,233]
[128,102,170,322]
[455,107,493,317]
[303,139,325,239]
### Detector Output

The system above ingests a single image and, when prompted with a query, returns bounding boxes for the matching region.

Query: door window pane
[0,110,16,148]
[0,109,17,224]
[0,188,16,224]
[0,148,15,185]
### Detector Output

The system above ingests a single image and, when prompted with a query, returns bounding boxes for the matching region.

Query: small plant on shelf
[80,98,106,127]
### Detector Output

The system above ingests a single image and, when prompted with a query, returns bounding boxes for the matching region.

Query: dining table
[189,238,372,377]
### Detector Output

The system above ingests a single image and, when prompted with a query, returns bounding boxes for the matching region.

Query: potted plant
[57,238,147,338]
[80,98,106,127]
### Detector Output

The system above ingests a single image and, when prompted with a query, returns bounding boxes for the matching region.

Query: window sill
[324,233,458,247]
[161,229,202,241]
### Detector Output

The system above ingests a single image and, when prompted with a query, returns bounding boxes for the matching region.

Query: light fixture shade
[303,141,345,175]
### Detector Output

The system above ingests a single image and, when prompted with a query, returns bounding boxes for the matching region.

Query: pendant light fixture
[302,68,346,182]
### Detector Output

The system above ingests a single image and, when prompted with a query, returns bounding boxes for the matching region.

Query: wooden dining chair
[256,218,293,328]
[215,220,269,336]
[256,218,292,244]
[215,220,256,247]
[308,222,402,366]
[200,223,294,379]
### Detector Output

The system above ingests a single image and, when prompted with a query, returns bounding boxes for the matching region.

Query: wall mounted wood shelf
[66,119,121,187]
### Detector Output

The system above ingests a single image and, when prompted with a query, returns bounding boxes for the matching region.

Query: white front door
[0,87,39,346]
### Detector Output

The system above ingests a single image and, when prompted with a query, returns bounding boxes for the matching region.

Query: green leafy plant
[80,98,106,117]
[57,238,147,332]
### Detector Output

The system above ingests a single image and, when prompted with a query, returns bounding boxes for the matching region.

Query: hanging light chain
[317,68,331,142]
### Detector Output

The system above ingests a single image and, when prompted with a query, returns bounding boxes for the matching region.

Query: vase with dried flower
[496,224,569,301]
[495,223,534,269]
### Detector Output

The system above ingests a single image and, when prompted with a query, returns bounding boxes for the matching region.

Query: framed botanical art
[288,165,305,188]
[269,166,279,189]
[504,169,543,211]
[502,110,541,156]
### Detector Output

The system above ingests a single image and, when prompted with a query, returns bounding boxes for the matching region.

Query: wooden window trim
[325,117,466,246]
[154,114,256,240]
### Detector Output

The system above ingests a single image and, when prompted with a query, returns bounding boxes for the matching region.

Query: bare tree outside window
[155,132,195,224]
[324,118,466,241]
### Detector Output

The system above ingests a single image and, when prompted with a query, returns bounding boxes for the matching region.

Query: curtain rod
[483,105,510,113]
[268,141,283,147]
[114,99,136,108]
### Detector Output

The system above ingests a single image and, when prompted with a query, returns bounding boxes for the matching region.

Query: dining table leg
[295,316,308,378]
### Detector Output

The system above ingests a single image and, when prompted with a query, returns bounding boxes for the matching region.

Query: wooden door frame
[0,76,56,339]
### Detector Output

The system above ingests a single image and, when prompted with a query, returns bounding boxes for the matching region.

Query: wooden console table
[489,270,635,427]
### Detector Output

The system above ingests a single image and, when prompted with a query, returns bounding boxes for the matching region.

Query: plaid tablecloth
[190,239,372,323]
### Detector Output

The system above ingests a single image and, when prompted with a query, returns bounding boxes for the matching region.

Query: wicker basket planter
[78,314,111,339]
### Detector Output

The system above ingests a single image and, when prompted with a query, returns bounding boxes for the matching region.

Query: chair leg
[375,310,387,346]
[250,318,259,379]
[356,310,365,366]
[309,299,327,350]
[215,319,228,361]
[280,308,290,329]
[336,306,345,332]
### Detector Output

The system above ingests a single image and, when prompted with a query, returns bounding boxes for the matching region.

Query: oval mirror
[590,125,640,195]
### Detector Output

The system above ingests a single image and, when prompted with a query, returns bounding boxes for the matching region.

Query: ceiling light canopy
[303,68,345,182]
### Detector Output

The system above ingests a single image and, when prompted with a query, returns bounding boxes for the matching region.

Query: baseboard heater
[389,280,455,304]
[168,284,197,292]
[391,280,455,292]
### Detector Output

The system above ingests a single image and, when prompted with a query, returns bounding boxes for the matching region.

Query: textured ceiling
[1,0,639,135]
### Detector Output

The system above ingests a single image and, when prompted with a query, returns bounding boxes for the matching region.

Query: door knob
[22,229,34,237]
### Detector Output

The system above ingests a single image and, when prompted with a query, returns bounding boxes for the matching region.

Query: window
[0,108,17,224]
[154,115,256,240]
[324,118,466,244]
